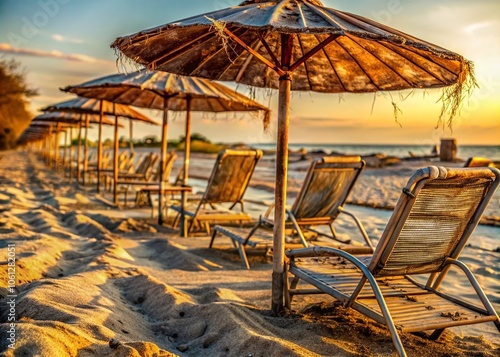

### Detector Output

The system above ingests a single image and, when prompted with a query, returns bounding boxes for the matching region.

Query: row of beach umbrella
[20,70,270,232]
[20,0,475,315]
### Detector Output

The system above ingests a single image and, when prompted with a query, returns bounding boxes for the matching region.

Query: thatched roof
[62,71,271,128]
[112,0,475,124]
[41,97,158,125]
[113,0,471,92]
[63,71,269,112]
[33,111,122,127]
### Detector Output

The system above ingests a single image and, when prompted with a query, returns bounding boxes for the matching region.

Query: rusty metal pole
[158,97,169,225]
[271,34,293,315]
[97,100,104,193]
[113,104,119,205]
[180,97,192,237]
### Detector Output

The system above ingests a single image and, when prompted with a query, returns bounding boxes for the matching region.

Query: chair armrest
[286,246,350,259]
[338,208,374,249]
[264,203,275,218]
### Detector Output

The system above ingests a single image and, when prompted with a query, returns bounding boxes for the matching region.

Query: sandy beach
[1,149,499,357]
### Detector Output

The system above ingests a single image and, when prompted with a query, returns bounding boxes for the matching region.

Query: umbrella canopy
[112,0,475,315]
[62,71,270,117]
[33,111,122,127]
[62,70,270,222]
[41,97,158,124]
[112,0,473,107]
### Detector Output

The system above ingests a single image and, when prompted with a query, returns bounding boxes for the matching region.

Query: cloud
[0,43,111,63]
[463,21,494,35]
[51,34,84,44]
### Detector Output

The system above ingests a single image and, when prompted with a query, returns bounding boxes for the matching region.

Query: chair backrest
[118,151,129,170]
[152,152,177,182]
[173,166,184,186]
[201,149,263,204]
[290,156,365,221]
[123,152,136,172]
[464,157,494,168]
[135,152,155,175]
[369,166,500,277]
[143,153,159,180]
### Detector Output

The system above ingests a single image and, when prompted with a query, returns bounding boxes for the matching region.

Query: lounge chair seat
[210,156,373,267]
[285,166,500,357]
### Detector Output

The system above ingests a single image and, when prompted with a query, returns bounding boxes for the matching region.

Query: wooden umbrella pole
[48,126,53,167]
[97,100,104,194]
[83,114,90,185]
[46,134,50,164]
[129,120,134,153]
[77,117,82,183]
[272,74,291,315]
[43,135,47,164]
[69,127,74,179]
[272,34,293,315]
[55,123,61,172]
[158,97,169,225]
[113,104,119,205]
[63,127,68,174]
[180,97,192,237]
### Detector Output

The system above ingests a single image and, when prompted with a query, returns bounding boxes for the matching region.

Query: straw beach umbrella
[33,111,123,177]
[42,97,158,203]
[62,70,270,227]
[112,0,476,314]
[22,122,76,167]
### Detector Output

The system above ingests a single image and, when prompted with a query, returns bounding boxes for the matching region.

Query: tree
[177,133,211,143]
[0,57,38,150]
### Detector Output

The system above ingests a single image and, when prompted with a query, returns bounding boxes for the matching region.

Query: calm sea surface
[93,143,499,162]
[251,143,500,161]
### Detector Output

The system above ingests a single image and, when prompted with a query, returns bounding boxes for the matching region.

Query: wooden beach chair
[210,156,374,268]
[128,152,179,208]
[104,152,158,191]
[170,149,263,235]
[285,166,500,357]
[113,153,176,207]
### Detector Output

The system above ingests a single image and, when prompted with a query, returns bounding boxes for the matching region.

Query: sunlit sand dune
[1,150,499,357]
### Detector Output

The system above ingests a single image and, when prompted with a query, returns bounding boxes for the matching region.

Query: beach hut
[62,71,270,229]
[112,0,476,312]
[42,97,158,204]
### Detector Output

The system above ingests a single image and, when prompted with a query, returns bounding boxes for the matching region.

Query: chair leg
[429,329,445,340]
[204,222,211,235]
[237,242,251,269]
[171,213,180,228]
[209,229,217,248]
[329,223,351,244]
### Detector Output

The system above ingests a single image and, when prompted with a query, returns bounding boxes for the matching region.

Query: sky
[0,0,499,146]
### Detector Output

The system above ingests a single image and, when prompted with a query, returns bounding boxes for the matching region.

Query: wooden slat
[290,261,496,333]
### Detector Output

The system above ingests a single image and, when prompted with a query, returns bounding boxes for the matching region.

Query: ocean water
[82,143,499,162]
[251,143,500,161]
